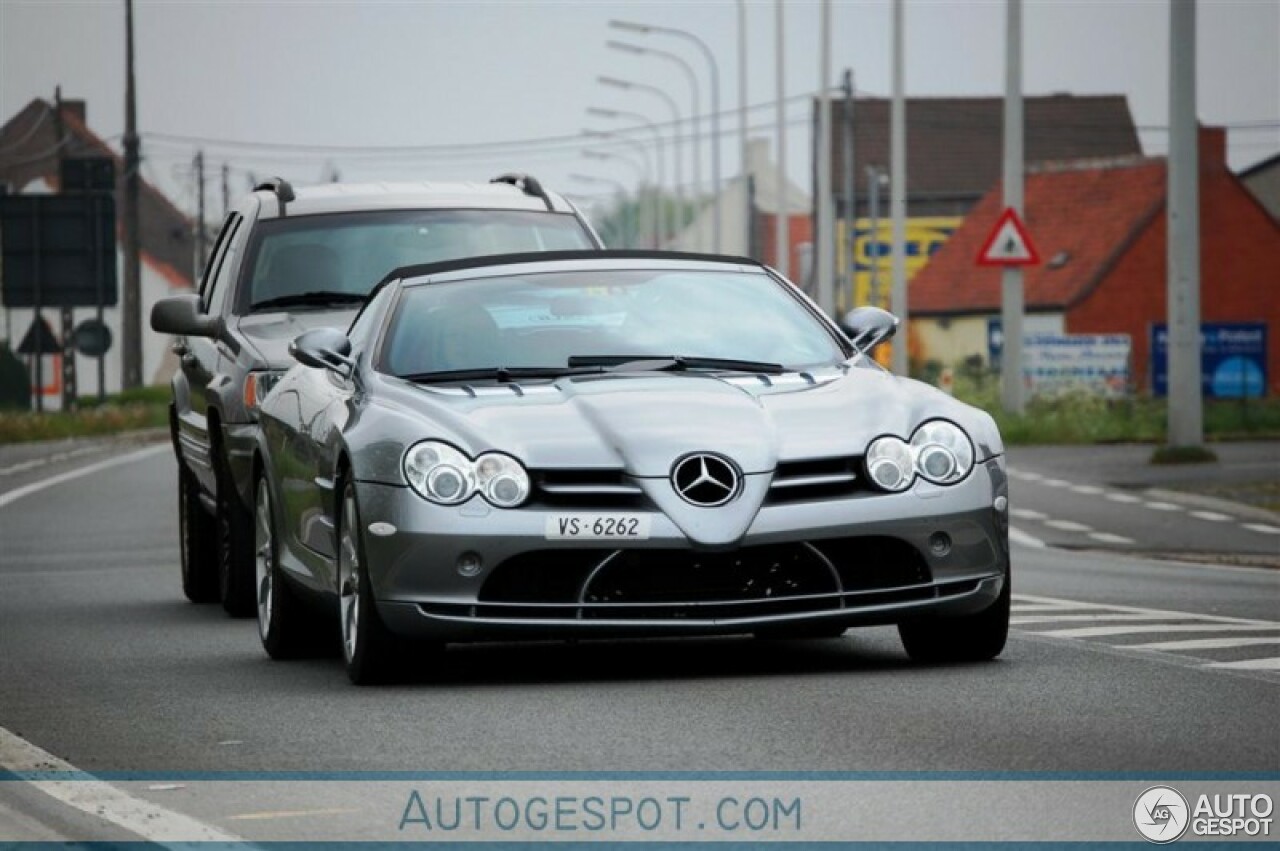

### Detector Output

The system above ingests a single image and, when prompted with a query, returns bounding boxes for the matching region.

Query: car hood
[359,364,1003,479]
[236,309,358,366]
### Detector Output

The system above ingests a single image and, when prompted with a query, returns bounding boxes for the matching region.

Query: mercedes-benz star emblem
[671,453,741,507]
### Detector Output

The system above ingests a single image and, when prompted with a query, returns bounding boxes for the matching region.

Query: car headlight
[402,441,529,508]
[866,435,914,492]
[243,369,286,413]
[865,420,975,491]
[910,420,974,485]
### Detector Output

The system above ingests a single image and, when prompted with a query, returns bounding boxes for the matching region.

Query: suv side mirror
[839,306,899,353]
[151,294,219,338]
[290,328,354,375]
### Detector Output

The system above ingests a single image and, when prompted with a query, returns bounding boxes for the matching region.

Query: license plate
[545,514,651,540]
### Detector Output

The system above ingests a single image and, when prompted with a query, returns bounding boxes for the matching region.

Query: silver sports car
[253,250,1010,683]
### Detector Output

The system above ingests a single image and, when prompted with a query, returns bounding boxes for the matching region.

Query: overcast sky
[2,0,1277,217]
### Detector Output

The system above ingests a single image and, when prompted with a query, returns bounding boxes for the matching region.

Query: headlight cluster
[865,420,974,492]
[403,441,530,508]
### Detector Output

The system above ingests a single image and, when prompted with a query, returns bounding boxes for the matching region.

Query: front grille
[530,468,647,509]
[767,456,866,503]
[461,536,934,622]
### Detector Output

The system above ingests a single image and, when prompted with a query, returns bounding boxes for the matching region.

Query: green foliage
[0,385,169,444]
[593,188,702,249]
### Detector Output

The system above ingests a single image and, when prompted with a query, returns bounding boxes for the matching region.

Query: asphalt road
[1,443,1277,840]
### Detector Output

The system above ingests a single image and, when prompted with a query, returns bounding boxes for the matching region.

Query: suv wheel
[178,465,218,603]
[898,573,1010,663]
[217,455,257,617]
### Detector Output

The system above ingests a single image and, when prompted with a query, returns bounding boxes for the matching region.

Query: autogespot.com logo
[1134,786,1190,844]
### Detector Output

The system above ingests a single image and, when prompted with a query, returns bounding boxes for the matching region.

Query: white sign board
[1022,334,1131,398]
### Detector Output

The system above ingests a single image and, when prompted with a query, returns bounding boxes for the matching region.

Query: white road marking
[1143,501,1182,511]
[1011,613,1196,625]
[1070,485,1104,495]
[1242,523,1280,535]
[0,444,167,509]
[1205,657,1280,671]
[0,726,241,842]
[1044,519,1093,532]
[1012,470,1043,481]
[1129,637,1280,651]
[1088,532,1136,545]
[0,446,102,477]
[1037,623,1279,639]
[1189,510,1232,522]
[1105,492,1142,503]
[1009,508,1047,520]
[1042,478,1070,488]
[1008,526,1047,549]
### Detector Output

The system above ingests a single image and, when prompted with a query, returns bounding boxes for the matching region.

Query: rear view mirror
[839,306,899,354]
[290,328,354,375]
[150,294,219,338]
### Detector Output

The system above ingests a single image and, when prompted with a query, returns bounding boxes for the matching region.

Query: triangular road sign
[977,207,1040,267]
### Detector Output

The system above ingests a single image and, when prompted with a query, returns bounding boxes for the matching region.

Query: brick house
[909,128,1280,395]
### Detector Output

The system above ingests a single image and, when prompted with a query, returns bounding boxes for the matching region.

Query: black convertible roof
[377,249,764,289]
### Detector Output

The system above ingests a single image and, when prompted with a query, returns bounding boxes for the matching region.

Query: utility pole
[842,70,855,311]
[889,0,908,375]
[815,0,834,316]
[121,0,142,390]
[221,162,230,218]
[774,0,789,279]
[737,0,750,256]
[194,150,206,276]
[1167,0,1202,446]
[1000,0,1026,413]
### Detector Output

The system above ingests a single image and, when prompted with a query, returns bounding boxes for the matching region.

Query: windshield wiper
[250,291,367,312]
[400,366,606,384]
[567,354,786,375]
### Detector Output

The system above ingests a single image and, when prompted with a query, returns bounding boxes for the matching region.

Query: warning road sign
[977,207,1040,267]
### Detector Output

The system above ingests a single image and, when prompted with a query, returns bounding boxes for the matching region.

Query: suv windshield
[239,209,594,312]
[381,268,846,378]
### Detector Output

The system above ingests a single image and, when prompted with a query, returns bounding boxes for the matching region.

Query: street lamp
[598,75,687,240]
[588,106,666,247]
[607,39,702,248]
[610,19,722,252]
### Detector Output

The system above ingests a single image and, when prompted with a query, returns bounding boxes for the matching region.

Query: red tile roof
[910,158,1167,315]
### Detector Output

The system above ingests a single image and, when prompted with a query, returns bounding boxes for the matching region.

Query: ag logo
[1134,786,1190,843]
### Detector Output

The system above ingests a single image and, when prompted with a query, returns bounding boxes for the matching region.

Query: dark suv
[151,175,602,615]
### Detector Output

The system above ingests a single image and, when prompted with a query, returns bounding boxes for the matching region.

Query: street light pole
[598,76,686,239]
[121,0,142,390]
[1000,0,1026,413]
[889,0,908,376]
[588,106,667,247]
[737,0,751,257]
[610,20,722,252]
[774,0,789,279]
[815,0,834,317]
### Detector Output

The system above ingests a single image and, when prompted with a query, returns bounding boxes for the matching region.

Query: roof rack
[490,173,555,212]
[254,177,295,216]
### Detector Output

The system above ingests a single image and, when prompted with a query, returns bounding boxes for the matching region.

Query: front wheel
[898,573,1010,663]
[255,473,316,659]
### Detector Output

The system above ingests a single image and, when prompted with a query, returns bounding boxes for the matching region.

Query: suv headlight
[403,441,530,508]
[865,420,975,491]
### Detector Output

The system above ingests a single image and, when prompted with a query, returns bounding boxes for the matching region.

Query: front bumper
[358,457,1009,641]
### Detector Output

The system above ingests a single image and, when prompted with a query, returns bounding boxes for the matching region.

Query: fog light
[456,551,483,577]
[929,532,952,557]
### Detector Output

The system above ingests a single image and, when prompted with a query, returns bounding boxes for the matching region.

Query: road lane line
[1087,532,1136,545]
[1105,492,1142,503]
[1044,519,1092,532]
[1143,501,1182,511]
[0,444,167,509]
[1205,657,1280,671]
[1069,485,1103,495]
[1042,478,1070,488]
[1189,510,1232,522]
[1242,523,1280,535]
[0,446,103,477]
[1129,637,1280,651]
[1008,526,1046,549]
[0,726,241,843]
[1036,623,1280,639]
[1009,594,1276,625]
[1009,508,1047,520]
[1011,613,1198,625]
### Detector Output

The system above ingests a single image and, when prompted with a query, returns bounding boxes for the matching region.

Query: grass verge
[0,386,169,444]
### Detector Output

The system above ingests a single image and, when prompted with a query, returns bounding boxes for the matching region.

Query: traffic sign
[977,207,1040,267]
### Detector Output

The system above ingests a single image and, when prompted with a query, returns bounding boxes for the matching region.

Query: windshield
[380,268,846,378]
[238,209,595,312]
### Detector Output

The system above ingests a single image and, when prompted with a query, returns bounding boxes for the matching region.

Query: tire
[177,465,219,603]
[338,479,424,685]
[898,572,1011,663]
[216,454,256,618]
[255,473,319,659]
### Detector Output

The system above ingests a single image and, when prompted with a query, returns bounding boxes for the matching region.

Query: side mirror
[150,294,219,338]
[839,306,899,353]
[289,328,354,375]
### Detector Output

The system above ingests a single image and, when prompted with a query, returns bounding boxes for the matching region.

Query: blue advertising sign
[1151,322,1268,398]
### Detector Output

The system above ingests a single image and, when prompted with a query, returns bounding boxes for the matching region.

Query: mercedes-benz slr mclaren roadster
[252,250,1011,683]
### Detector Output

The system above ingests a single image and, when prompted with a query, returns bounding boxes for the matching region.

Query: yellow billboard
[835,216,961,312]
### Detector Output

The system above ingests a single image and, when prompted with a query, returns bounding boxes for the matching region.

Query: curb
[1143,487,1280,524]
